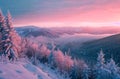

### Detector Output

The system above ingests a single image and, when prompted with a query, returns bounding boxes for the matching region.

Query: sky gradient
[0,0,120,27]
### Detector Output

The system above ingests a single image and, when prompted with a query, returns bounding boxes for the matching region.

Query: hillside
[78,33,120,64]
[0,60,66,79]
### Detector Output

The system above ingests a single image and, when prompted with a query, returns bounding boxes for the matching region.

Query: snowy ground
[38,63,69,79]
[0,60,67,79]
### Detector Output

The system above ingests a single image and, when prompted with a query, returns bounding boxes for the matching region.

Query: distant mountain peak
[15,26,59,38]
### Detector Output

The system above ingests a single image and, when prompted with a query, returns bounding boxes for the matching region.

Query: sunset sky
[0,0,120,27]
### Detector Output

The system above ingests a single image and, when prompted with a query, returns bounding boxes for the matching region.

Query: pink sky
[9,0,120,27]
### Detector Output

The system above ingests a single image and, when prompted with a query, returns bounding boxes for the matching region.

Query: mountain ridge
[15,26,59,38]
[79,33,120,64]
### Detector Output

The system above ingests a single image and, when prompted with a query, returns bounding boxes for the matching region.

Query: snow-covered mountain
[15,26,59,38]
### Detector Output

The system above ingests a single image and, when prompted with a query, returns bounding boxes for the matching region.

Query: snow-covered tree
[53,48,65,70]
[0,10,22,61]
[107,58,118,73]
[0,11,15,61]
[39,44,50,58]
[17,38,28,58]
[0,10,5,33]
[37,44,51,63]
[0,10,6,57]
[95,49,113,79]
[107,58,120,79]
[48,43,56,66]
[88,68,96,79]
[5,11,22,61]
[63,52,73,73]
[20,38,33,58]
[70,59,89,79]
[96,49,105,68]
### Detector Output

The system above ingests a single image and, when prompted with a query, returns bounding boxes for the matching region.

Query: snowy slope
[38,63,69,79]
[0,61,65,79]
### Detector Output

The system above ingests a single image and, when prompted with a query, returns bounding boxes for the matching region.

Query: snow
[0,62,37,79]
[0,60,67,79]
[38,63,70,79]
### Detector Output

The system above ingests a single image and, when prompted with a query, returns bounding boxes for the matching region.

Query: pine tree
[7,11,22,60]
[70,59,88,79]
[32,43,38,65]
[107,58,120,79]
[3,11,16,61]
[48,43,55,66]
[0,9,5,28]
[0,11,21,61]
[96,49,105,68]
[0,10,6,57]
[0,10,11,58]
[53,48,65,70]
[108,58,118,73]
[48,51,54,65]
[0,10,5,32]
[39,44,50,58]
[96,49,112,79]
[64,52,73,73]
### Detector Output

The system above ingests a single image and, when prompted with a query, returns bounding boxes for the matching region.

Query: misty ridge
[15,25,116,45]
[15,26,120,37]
[1,10,120,79]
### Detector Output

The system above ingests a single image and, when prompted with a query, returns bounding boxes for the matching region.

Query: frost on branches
[0,10,21,61]
[95,49,120,79]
